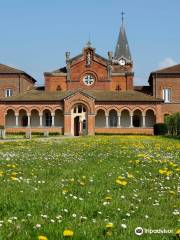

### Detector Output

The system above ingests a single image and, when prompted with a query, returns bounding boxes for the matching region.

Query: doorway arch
[72,104,87,136]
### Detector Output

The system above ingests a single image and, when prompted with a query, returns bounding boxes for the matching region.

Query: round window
[83,74,95,86]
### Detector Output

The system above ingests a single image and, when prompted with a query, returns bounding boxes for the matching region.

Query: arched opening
[95,109,106,127]
[146,110,156,127]
[72,104,87,136]
[121,110,130,127]
[5,109,16,127]
[31,109,39,127]
[43,109,52,127]
[19,109,28,127]
[109,109,118,127]
[54,109,64,127]
[133,110,142,127]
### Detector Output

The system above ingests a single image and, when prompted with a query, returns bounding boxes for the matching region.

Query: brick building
[0,20,179,136]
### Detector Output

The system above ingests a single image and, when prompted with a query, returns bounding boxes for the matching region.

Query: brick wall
[0,74,34,99]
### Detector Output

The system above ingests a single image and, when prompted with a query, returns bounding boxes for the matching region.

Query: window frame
[5,88,13,97]
[162,88,171,103]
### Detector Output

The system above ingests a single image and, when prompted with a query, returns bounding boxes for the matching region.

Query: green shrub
[165,112,180,136]
[154,123,168,135]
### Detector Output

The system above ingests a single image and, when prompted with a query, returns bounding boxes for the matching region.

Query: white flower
[72,214,77,218]
[145,215,149,219]
[34,224,41,228]
[50,219,55,223]
[121,224,127,229]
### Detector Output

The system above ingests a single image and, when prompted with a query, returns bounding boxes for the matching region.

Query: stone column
[142,113,146,128]
[51,112,55,127]
[39,113,43,127]
[27,113,31,127]
[15,113,19,127]
[118,113,121,128]
[105,114,109,128]
[130,113,133,128]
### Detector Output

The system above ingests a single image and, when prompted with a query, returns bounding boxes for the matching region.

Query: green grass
[0,136,179,239]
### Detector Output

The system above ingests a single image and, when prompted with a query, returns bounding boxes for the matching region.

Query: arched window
[56,85,61,91]
[109,110,118,127]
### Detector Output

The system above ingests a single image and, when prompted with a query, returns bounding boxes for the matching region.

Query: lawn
[0,136,179,240]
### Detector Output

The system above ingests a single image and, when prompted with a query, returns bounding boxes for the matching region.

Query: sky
[0,0,180,86]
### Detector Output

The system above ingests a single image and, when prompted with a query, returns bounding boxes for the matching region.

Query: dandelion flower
[106,222,114,229]
[63,229,74,237]
[38,236,48,240]
[176,229,180,237]
[116,179,127,186]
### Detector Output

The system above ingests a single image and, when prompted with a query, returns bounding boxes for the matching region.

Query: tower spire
[114,12,132,62]
[121,11,125,25]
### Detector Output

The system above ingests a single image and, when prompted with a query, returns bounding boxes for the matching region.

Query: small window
[163,89,171,103]
[5,89,13,97]
[56,85,61,91]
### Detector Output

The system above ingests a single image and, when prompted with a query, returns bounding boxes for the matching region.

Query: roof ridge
[152,63,180,73]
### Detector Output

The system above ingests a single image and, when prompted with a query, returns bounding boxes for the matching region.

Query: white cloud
[158,57,177,69]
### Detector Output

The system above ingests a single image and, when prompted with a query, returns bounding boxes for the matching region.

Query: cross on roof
[121,11,125,24]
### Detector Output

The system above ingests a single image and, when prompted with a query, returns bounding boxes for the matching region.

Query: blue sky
[0,0,180,85]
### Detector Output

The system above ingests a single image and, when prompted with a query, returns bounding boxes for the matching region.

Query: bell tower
[111,12,134,91]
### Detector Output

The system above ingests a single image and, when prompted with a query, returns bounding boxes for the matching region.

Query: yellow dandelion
[159,169,167,174]
[63,229,74,237]
[127,173,134,178]
[115,179,127,186]
[62,189,68,194]
[105,196,112,202]
[11,176,17,181]
[38,236,48,240]
[176,229,180,237]
[166,170,172,176]
[169,191,176,195]
[117,176,125,180]
[106,223,114,228]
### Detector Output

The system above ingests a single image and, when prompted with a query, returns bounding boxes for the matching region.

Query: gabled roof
[151,64,180,74]
[1,89,163,102]
[114,22,132,61]
[0,63,36,82]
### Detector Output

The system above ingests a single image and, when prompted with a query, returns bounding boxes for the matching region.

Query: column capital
[142,113,146,117]
[39,112,43,117]
[105,113,109,117]
[51,112,55,117]
[15,113,19,117]
[117,113,121,117]
[27,113,31,117]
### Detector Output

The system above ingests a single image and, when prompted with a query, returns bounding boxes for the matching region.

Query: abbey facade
[0,21,180,136]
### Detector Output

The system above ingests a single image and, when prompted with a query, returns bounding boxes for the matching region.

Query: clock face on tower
[119,58,126,66]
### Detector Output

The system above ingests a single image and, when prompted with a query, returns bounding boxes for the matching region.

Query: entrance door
[74,116,80,136]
